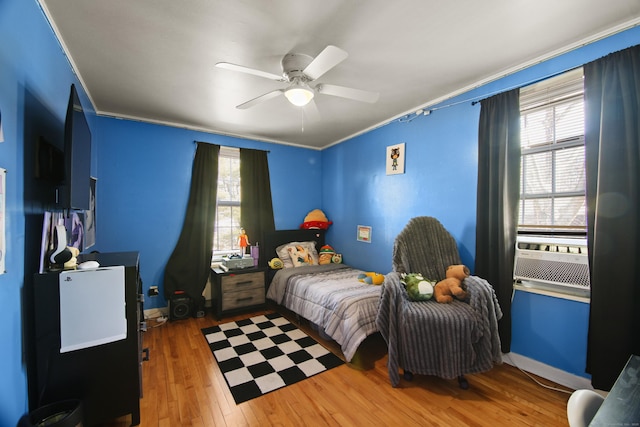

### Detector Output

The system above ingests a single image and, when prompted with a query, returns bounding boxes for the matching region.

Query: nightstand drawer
[211,267,266,319]
[221,271,264,293]
[221,288,266,311]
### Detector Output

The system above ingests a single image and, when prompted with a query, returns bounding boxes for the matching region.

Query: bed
[263,229,382,362]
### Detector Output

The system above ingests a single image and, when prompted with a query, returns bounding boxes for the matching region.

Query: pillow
[287,245,316,267]
[276,241,319,268]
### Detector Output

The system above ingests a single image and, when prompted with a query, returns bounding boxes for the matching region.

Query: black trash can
[17,399,83,427]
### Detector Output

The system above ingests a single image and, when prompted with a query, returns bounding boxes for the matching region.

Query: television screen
[63,84,92,211]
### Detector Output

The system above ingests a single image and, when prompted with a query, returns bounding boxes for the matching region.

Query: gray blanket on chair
[376,272,503,386]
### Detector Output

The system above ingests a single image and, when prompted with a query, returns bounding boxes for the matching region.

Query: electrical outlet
[148,286,159,297]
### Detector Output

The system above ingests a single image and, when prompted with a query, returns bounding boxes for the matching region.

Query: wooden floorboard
[99,307,572,426]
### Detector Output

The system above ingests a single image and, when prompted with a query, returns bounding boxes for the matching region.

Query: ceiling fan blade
[216,62,284,81]
[236,89,284,109]
[303,45,348,80]
[316,84,379,103]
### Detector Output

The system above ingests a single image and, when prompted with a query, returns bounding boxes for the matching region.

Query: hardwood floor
[104,308,572,426]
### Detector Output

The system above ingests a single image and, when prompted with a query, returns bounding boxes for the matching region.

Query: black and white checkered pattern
[202,312,343,404]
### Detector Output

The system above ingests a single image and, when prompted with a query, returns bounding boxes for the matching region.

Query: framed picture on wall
[386,143,405,175]
[357,225,372,243]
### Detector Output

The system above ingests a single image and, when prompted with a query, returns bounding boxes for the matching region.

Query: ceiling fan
[216,45,379,110]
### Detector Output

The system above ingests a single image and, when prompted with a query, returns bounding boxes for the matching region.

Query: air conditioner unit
[513,236,590,297]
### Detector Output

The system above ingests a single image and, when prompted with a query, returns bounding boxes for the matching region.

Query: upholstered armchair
[376,216,503,388]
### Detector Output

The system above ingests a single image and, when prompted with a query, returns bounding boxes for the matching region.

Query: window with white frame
[518,68,586,233]
[213,147,241,255]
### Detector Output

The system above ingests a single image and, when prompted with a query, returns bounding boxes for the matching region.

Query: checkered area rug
[202,312,344,404]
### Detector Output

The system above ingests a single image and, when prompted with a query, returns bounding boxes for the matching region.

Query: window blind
[519,68,586,232]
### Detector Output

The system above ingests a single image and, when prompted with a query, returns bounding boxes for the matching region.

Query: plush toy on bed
[268,257,284,269]
[401,273,435,301]
[358,272,385,285]
[300,209,333,230]
[319,245,335,265]
[433,264,470,303]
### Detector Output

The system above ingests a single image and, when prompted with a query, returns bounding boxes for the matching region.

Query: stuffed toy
[300,209,333,230]
[319,245,335,264]
[268,257,284,269]
[358,272,384,285]
[401,273,435,301]
[332,253,342,264]
[434,264,470,303]
[64,246,81,269]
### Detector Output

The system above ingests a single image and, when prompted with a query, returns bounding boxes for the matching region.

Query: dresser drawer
[221,271,264,293]
[221,287,266,311]
[211,267,266,319]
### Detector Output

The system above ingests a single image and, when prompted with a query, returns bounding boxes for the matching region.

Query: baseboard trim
[504,352,593,391]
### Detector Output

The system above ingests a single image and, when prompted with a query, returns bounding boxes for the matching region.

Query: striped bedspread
[266,264,381,361]
[376,272,503,387]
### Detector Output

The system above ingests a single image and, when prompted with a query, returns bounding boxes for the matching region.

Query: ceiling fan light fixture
[284,80,314,107]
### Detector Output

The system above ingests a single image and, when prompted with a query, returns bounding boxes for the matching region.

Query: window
[213,147,241,254]
[518,68,586,233]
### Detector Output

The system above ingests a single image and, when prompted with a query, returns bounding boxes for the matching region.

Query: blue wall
[321,102,480,273]
[0,1,97,424]
[512,291,590,377]
[92,117,322,309]
[1,0,639,425]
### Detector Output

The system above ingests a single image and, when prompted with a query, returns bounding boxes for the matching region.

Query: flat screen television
[62,84,92,211]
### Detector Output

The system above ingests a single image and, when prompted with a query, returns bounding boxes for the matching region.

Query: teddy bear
[434,264,470,303]
[401,273,435,301]
[358,272,385,285]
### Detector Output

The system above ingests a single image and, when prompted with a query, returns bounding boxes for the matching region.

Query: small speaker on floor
[169,292,192,321]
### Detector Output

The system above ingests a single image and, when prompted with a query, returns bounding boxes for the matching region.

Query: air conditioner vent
[514,236,590,290]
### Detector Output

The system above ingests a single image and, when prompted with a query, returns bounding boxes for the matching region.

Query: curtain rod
[193,140,270,153]
[470,65,584,106]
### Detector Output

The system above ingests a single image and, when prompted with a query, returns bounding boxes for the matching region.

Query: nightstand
[210,266,266,319]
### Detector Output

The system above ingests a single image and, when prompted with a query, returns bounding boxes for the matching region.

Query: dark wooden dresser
[32,251,145,426]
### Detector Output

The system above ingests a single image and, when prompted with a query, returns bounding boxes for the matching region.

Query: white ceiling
[39,0,640,150]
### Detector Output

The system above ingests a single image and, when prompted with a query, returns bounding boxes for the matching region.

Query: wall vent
[513,236,590,294]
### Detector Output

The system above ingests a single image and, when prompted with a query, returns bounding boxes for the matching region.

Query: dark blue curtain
[475,89,521,352]
[584,44,640,390]
[164,142,219,301]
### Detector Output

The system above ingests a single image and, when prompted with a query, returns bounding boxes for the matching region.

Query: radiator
[513,236,590,293]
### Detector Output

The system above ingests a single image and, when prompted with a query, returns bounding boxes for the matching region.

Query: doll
[238,228,249,254]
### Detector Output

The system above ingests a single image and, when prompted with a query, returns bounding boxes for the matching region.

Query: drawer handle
[236,280,253,286]
[236,296,253,303]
